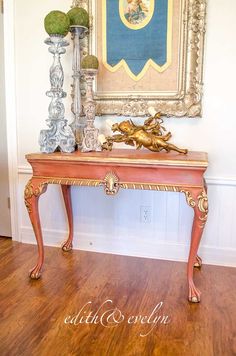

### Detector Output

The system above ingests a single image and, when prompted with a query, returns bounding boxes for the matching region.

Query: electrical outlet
[140,206,152,224]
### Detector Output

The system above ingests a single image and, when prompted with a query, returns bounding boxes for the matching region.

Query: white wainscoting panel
[19,172,236,267]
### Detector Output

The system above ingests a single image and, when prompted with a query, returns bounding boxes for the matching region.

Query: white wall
[10,0,236,266]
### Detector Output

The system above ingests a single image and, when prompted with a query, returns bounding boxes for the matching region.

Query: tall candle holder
[81,69,101,152]
[39,35,75,153]
[70,25,88,150]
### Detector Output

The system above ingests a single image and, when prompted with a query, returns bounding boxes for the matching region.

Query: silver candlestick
[81,69,101,152]
[39,35,75,153]
[70,25,88,150]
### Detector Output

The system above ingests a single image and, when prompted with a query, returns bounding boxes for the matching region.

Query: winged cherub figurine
[102,112,188,154]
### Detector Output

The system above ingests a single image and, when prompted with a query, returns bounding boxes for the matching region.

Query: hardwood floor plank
[0,238,235,356]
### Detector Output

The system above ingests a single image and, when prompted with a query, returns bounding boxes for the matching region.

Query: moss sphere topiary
[44,10,70,37]
[67,7,89,28]
[81,55,99,70]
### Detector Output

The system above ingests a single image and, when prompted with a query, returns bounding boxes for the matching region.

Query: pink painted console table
[24,149,208,303]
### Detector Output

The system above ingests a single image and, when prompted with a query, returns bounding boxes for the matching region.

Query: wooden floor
[0,238,236,356]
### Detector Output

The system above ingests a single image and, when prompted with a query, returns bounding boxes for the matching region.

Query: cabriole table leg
[61,185,74,252]
[24,178,48,279]
[182,188,208,303]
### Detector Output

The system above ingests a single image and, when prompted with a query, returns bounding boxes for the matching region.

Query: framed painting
[87,0,206,117]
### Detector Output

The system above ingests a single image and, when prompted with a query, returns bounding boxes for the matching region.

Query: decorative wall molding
[18,165,32,174]
[205,176,236,187]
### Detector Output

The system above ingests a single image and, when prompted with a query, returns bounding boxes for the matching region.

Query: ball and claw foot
[62,240,73,252]
[188,283,201,303]
[194,255,202,268]
[29,266,42,280]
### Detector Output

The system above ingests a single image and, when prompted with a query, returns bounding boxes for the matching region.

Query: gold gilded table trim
[32,176,203,191]
[25,175,206,215]
[26,154,208,168]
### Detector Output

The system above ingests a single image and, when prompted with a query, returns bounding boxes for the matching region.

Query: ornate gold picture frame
[88,0,206,117]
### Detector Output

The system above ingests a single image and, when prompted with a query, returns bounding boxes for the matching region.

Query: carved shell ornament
[103,172,120,195]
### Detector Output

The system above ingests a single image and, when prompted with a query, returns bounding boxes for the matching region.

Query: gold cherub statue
[102,112,188,154]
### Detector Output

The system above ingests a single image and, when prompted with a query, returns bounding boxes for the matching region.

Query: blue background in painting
[106,0,168,76]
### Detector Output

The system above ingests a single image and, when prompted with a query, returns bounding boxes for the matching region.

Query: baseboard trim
[20,227,236,268]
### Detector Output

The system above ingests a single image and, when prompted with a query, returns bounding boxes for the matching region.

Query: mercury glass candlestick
[81,69,101,152]
[70,25,88,150]
[39,35,75,153]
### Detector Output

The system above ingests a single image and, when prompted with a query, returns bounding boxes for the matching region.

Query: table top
[26,149,208,168]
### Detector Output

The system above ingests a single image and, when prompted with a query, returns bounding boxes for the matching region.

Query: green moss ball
[67,7,89,28]
[44,11,70,37]
[81,55,99,70]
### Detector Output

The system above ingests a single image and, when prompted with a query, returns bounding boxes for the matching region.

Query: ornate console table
[24,149,208,303]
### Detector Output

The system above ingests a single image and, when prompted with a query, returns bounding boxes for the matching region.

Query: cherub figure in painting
[125,0,149,25]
